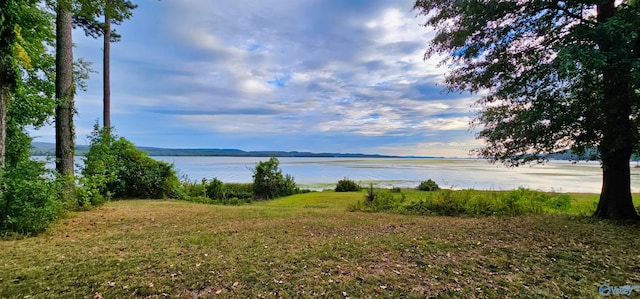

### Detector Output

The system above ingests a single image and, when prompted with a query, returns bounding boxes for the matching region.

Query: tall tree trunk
[594,65,637,219]
[0,85,8,169]
[55,0,75,177]
[0,0,12,169]
[103,0,111,129]
[593,1,639,220]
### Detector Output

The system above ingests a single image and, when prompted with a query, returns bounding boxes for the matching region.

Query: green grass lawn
[1,191,640,298]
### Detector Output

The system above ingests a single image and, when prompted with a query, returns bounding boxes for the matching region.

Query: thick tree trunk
[593,68,638,220]
[594,72,638,219]
[592,1,638,219]
[55,0,75,177]
[103,2,111,129]
[595,151,638,219]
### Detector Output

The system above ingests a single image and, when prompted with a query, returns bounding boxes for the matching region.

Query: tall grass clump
[335,177,361,192]
[351,188,572,217]
[349,185,406,213]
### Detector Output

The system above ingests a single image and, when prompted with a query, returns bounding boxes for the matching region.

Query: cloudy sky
[33,0,483,157]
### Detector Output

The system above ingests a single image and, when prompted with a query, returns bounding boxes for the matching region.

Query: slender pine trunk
[0,85,8,169]
[103,0,111,129]
[0,0,12,169]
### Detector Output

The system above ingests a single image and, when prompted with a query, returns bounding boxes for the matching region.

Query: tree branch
[548,1,597,26]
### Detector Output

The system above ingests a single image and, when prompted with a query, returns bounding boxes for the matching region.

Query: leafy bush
[252,157,298,200]
[179,177,254,205]
[418,179,440,191]
[180,178,207,199]
[82,125,181,200]
[335,177,361,192]
[0,160,62,234]
[206,179,253,201]
[205,178,225,199]
[224,183,253,200]
[76,175,109,208]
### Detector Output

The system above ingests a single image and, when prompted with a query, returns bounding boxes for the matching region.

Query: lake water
[153,156,640,193]
[38,156,640,193]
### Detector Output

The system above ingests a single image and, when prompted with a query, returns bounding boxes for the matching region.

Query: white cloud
[35,0,487,156]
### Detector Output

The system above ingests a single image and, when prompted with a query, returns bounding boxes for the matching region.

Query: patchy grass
[1,192,640,298]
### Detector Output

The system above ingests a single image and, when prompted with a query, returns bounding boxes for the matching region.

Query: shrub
[223,183,253,200]
[180,178,207,199]
[179,178,254,205]
[350,188,571,217]
[82,125,181,200]
[0,160,62,234]
[418,179,440,191]
[205,178,225,199]
[252,157,299,200]
[364,184,377,203]
[367,190,400,212]
[335,177,361,192]
[76,175,110,208]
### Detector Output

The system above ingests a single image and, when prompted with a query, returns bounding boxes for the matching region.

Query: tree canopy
[414,0,640,219]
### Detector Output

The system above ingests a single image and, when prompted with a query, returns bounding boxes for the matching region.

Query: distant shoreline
[30,142,440,158]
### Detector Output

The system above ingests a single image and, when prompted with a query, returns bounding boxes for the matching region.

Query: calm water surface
[40,156,639,193]
[152,157,640,193]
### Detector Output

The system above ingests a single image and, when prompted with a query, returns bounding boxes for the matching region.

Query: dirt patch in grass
[1,198,639,298]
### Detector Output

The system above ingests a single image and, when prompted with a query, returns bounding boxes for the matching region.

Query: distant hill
[30,142,399,158]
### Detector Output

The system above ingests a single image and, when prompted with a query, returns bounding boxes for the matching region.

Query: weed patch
[351,188,577,217]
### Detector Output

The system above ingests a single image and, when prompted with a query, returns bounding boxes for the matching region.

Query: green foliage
[205,178,224,199]
[81,125,181,200]
[0,160,62,234]
[414,1,640,165]
[417,179,440,191]
[73,0,138,41]
[223,183,254,200]
[364,183,377,203]
[252,157,299,200]
[335,177,361,192]
[351,188,572,217]
[0,1,57,235]
[414,0,640,219]
[179,177,254,205]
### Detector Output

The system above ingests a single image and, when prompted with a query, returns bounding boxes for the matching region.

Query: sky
[32,0,484,157]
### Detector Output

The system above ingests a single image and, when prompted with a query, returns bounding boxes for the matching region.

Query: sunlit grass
[1,192,639,298]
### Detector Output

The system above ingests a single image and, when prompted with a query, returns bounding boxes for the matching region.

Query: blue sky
[32,0,482,157]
